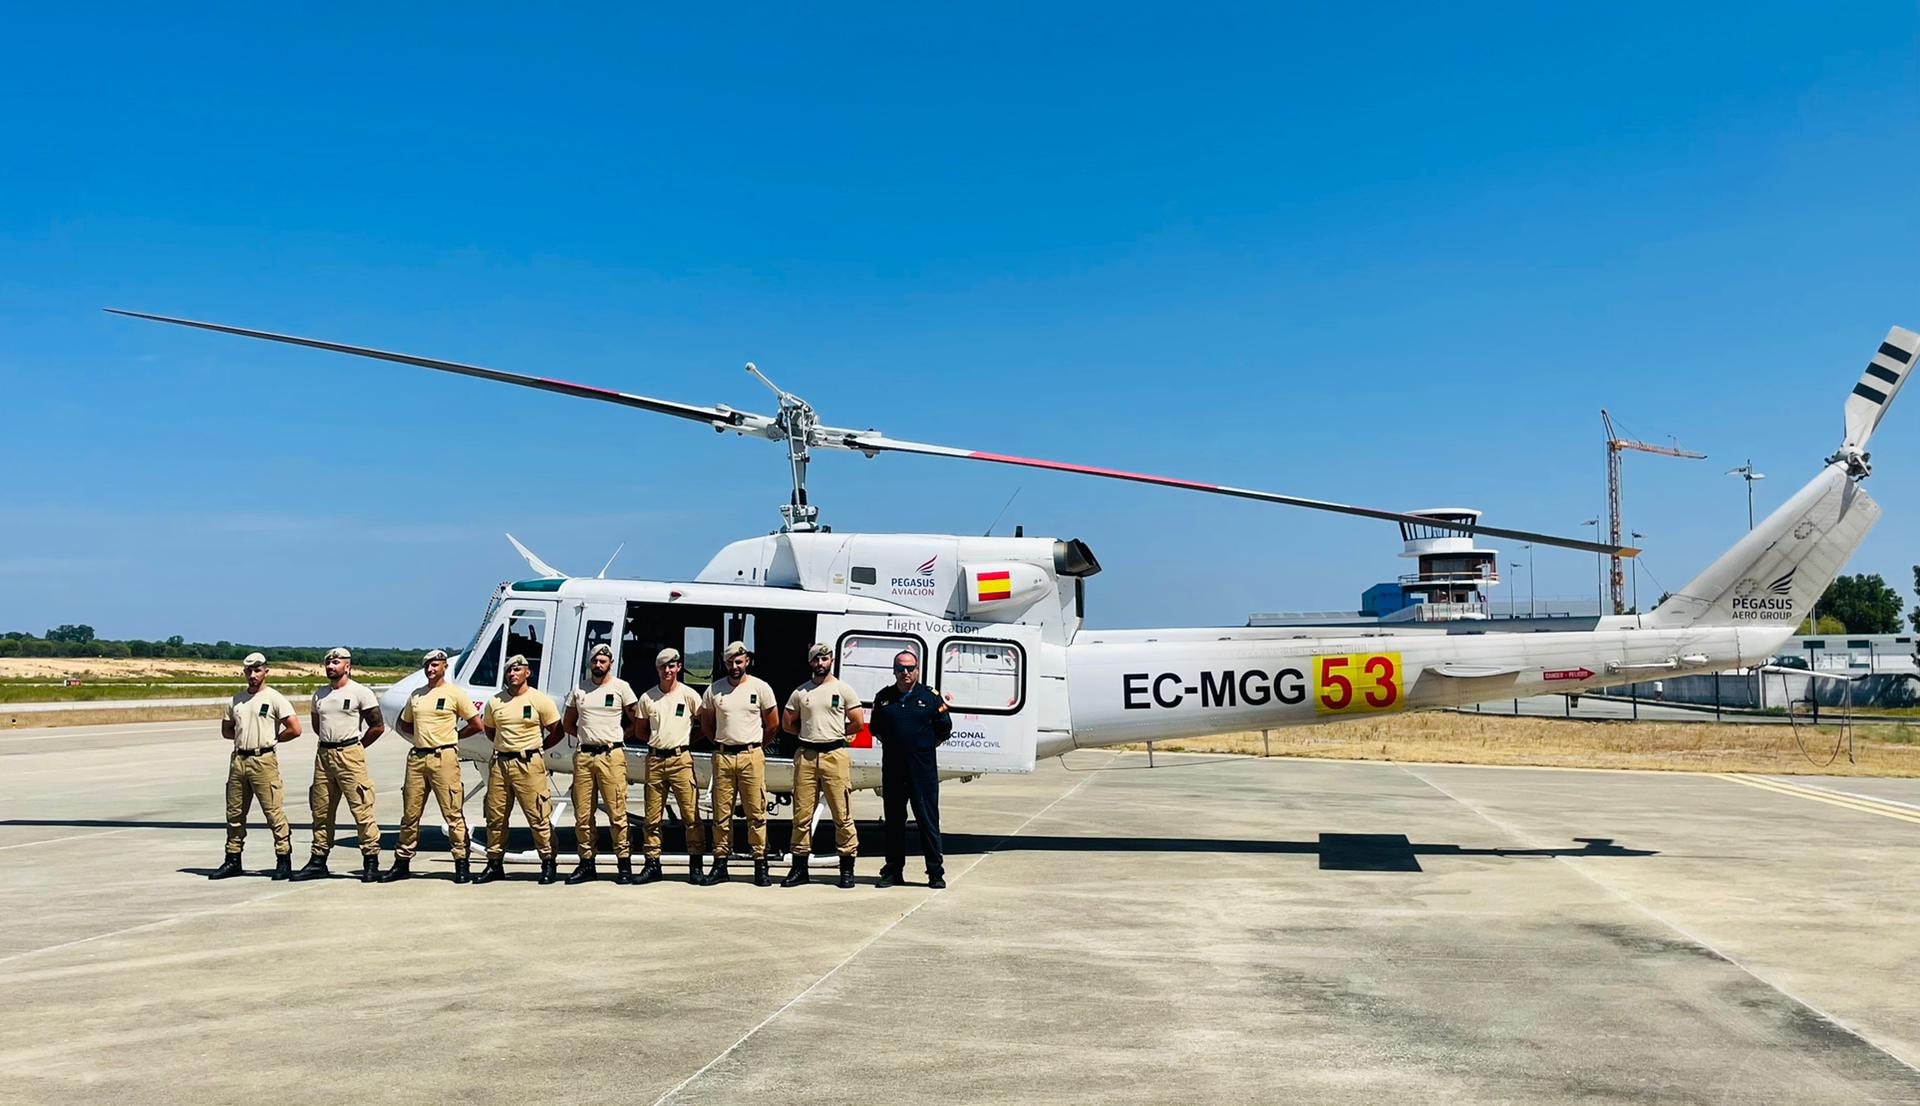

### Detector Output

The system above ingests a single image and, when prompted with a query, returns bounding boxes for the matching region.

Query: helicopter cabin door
[458,598,562,699]
[818,617,1039,775]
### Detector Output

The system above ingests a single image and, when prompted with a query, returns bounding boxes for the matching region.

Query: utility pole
[1509,562,1521,619]
[1726,459,1765,530]
[1523,542,1536,617]
[1603,410,1705,614]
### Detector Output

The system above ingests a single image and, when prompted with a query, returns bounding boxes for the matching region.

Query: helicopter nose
[380,668,428,720]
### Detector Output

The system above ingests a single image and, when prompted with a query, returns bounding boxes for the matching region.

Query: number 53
[1313,653,1402,714]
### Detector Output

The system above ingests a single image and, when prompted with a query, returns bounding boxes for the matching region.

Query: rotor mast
[745,362,822,531]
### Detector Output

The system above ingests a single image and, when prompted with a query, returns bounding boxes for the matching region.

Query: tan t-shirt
[311,679,379,746]
[399,682,479,749]
[703,674,776,748]
[638,683,703,751]
[566,676,638,748]
[785,676,860,745]
[228,687,297,752]
[485,688,562,754]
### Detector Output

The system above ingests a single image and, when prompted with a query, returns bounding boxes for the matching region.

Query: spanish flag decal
[976,570,1012,602]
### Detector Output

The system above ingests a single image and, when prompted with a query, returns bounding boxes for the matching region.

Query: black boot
[539,857,558,885]
[928,872,947,889]
[634,858,664,885]
[875,866,899,889]
[379,857,412,883]
[361,856,380,883]
[701,859,731,885]
[272,854,292,881]
[566,859,598,885]
[615,857,633,884]
[453,858,471,884]
[210,853,243,880]
[687,854,704,885]
[753,858,771,887]
[472,859,505,884]
[290,856,329,882]
[781,854,810,887]
[838,856,856,889]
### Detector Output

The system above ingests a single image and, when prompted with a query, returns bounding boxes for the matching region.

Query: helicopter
[107,309,1914,843]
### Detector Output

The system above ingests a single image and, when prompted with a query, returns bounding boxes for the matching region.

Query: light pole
[1509,562,1522,619]
[1630,531,1645,613]
[1726,460,1765,530]
[1582,518,1602,616]
[1522,542,1536,618]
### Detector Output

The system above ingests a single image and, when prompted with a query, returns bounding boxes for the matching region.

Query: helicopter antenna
[595,543,625,579]
[745,362,821,532]
[505,533,567,579]
[984,486,1022,536]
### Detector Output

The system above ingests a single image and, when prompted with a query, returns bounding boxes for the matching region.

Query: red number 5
[1319,656,1352,710]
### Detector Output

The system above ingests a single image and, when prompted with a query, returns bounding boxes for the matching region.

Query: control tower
[1392,508,1499,619]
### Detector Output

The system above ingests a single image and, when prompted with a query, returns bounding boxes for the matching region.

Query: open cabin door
[821,616,1039,775]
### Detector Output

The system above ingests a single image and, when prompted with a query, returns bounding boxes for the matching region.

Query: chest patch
[435,697,446,710]
[604,693,615,707]
[830,695,841,708]
[258,703,270,717]
[522,704,533,720]
[674,703,685,717]
[749,693,758,705]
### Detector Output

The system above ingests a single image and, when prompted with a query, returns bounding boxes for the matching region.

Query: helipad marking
[1717,773,1920,825]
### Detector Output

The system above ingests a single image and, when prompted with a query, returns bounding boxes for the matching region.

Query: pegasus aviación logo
[890,555,939,598]
[1731,567,1798,620]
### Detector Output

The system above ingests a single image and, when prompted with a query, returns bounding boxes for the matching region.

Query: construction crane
[1602,409,1706,614]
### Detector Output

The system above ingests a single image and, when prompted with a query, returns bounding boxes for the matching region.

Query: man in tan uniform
[635,647,706,885]
[212,652,302,880]
[563,643,638,884]
[475,654,564,885]
[292,647,385,883]
[780,643,865,889]
[700,640,778,886]
[386,648,482,883]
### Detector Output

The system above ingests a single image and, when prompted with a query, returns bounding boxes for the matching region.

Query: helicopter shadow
[940,832,1656,872]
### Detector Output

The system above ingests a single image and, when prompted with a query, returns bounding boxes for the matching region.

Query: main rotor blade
[104,308,756,430]
[838,432,1638,557]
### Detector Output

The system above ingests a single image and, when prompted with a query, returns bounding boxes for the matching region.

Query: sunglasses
[893,663,918,672]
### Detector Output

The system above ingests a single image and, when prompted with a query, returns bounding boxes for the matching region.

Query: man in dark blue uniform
[868,650,953,888]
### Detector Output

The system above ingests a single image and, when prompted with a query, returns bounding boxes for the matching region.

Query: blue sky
[3,5,1918,645]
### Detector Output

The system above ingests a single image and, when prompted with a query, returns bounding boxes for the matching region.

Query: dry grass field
[0,658,338,680]
[1130,711,1920,777]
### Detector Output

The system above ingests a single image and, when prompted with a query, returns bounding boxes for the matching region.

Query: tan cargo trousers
[710,745,767,859]
[225,749,291,856]
[396,746,468,860]
[790,745,857,858]
[571,747,629,861]
[484,753,554,860]
[641,748,705,858]
[309,743,380,858]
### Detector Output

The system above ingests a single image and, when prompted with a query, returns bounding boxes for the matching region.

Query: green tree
[44,624,96,644]
[1797,615,1846,635]
[1813,573,1903,634]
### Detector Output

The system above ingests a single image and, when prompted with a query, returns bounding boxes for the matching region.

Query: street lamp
[1726,460,1766,530]
[1522,542,1536,618]
[1581,518,1602,616]
[1630,531,1645,613]
[1509,562,1522,618]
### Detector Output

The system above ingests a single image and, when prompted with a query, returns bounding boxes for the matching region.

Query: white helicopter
[109,309,1914,837]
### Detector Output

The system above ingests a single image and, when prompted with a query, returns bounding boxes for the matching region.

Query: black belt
[409,744,457,756]
[645,747,690,757]
[797,741,847,752]
[495,749,540,762]
[577,744,624,754]
[715,744,761,753]
[319,741,362,749]
[233,746,277,757]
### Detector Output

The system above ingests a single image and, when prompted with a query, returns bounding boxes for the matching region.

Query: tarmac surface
[4,720,1920,1105]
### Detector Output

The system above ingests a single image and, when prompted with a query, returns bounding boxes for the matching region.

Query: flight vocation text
[1122,653,1404,715]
